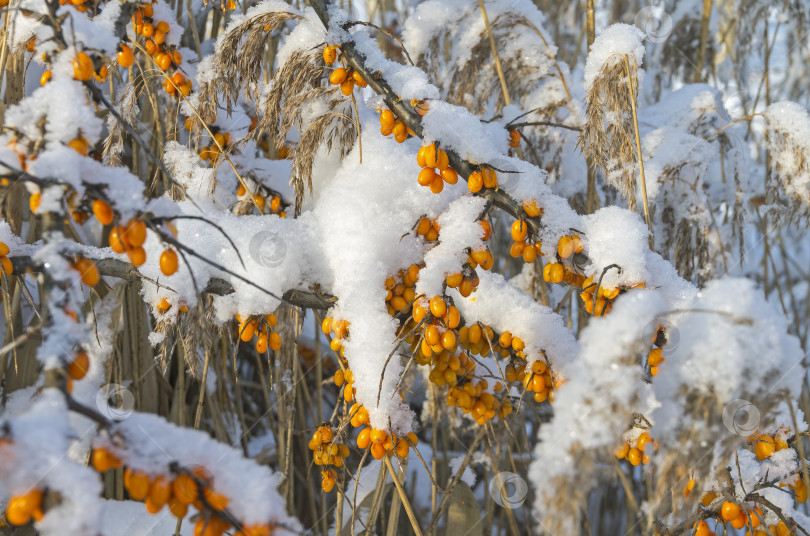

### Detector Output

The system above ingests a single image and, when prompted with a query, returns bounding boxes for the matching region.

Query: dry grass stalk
[579,56,642,211]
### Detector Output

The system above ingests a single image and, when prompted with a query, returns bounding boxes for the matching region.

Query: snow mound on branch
[584,23,645,92]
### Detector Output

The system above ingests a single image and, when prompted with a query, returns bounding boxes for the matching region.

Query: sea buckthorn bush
[0,0,809,534]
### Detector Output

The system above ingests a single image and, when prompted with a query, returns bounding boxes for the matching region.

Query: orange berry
[168,496,187,519]
[73,52,94,81]
[92,448,120,472]
[93,199,114,225]
[156,53,172,70]
[509,129,520,147]
[268,332,281,351]
[67,350,90,380]
[109,226,126,253]
[157,298,171,313]
[128,246,147,266]
[40,70,52,86]
[340,79,355,95]
[445,306,460,329]
[418,167,437,187]
[323,45,337,65]
[329,68,348,85]
[511,220,528,242]
[144,39,156,55]
[74,258,99,286]
[730,511,747,530]
[203,488,229,511]
[429,296,446,317]
[468,170,483,193]
[693,520,710,536]
[720,501,740,522]
[117,44,134,68]
[141,22,154,38]
[256,333,268,353]
[29,192,40,213]
[395,438,409,458]
[160,249,178,276]
[125,468,150,500]
[557,236,575,258]
[149,476,172,507]
[172,474,198,504]
[380,110,395,132]
[479,220,492,240]
[429,176,444,194]
[68,137,89,156]
[754,435,776,460]
[357,427,372,449]
[125,219,147,247]
[522,199,543,218]
[626,447,641,466]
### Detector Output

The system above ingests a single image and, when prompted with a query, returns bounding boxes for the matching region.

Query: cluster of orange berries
[327,66,367,96]
[379,109,410,143]
[0,241,13,276]
[92,200,179,276]
[70,256,100,286]
[709,501,767,533]
[334,367,356,403]
[750,428,790,460]
[199,131,232,163]
[308,425,349,492]
[4,487,44,526]
[460,323,519,359]
[424,347,473,384]
[578,274,618,316]
[384,265,420,317]
[415,216,440,242]
[518,359,555,403]
[132,3,191,96]
[413,296,460,354]
[58,0,91,11]
[447,379,513,424]
[235,182,286,217]
[41,42,134,87]
[416,143,458,194]
[356,426,417,460]
[467,165,498,194]
[92,446,274,536]
[322,317,350,358]
[614,429,656,466]
[695,498,794,536]
[509,219,543,264]
[236,314,282,354]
